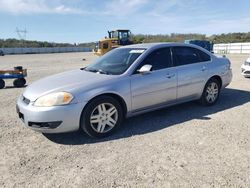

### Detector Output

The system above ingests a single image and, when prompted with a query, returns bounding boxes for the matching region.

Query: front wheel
[80,96,124,138]
[199,78,221,106]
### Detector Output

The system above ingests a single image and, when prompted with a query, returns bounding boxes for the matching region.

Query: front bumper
[16,95,87,133]
[241,64,250,77]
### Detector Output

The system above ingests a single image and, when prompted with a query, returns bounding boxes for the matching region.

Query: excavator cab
[108,30,131,45]
[93,29,132,56]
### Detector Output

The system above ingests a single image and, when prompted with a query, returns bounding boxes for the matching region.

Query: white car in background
[241,57,250,77]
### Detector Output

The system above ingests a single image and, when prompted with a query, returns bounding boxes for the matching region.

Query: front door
[130,47,177,111]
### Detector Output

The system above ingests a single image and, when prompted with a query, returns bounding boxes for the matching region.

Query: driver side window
[138,48,172,72]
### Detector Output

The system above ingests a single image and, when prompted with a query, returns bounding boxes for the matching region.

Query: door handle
[166,73,175,79]
[201,66,207,72]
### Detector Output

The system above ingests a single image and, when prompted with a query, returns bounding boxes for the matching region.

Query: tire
[13,78,26,87]
[199,78,221,106]
[80,96,124,138]
[0,79,5,89]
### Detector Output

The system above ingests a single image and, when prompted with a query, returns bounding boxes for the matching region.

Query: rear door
[130,47,177,111]
[172,47,211,100]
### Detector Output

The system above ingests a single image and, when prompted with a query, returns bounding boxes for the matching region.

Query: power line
[15,27,28,47]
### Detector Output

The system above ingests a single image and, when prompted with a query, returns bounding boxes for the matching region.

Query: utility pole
[15,27,28,47]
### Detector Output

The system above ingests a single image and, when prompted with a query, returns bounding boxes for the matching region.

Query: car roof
[120,42,198,49]
[120,42,214,56]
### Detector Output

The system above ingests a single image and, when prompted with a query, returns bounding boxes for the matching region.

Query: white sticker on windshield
[129,50,145,54]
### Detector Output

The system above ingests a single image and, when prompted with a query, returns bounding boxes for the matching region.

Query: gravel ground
[0,52,249,187]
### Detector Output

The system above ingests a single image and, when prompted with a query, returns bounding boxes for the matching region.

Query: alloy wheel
[90,103,118,133]
[205,82,219,103]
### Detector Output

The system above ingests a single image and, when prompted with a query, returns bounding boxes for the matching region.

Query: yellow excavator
[93,29,132,56]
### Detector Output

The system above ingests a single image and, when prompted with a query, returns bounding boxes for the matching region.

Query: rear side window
[141,48,172,71]
[197,50,211,62]
[173,47,201,66]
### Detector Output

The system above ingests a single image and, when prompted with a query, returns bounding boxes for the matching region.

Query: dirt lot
[0,52,249,187]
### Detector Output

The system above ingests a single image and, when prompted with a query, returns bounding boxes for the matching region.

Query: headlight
[34,92,74,107]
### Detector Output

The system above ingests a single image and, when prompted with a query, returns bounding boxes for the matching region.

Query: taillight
[227,59,231,70]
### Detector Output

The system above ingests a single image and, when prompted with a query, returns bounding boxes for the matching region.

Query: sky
[0,0,250,43]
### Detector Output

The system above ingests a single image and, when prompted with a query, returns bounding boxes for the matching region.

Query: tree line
[131,32,250,44]
[0,38,96,48]
[1,32,250,48]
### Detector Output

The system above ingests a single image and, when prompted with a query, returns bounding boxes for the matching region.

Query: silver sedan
[17,43,232,138]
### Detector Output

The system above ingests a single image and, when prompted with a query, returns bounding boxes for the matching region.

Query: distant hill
[1,32,250,48]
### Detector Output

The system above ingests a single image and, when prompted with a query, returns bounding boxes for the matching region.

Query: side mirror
[138,64,152,74]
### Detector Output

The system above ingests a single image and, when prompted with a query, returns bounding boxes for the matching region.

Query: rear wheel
[13,78,26,87]
[200,78,220,106]
[0,79,5,89]
[80,96,124,138]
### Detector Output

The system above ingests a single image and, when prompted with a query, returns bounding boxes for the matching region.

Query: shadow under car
[43,88,250,145]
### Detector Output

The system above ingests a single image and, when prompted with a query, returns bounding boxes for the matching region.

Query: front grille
[28,121,62,129]
[22,96,30,105]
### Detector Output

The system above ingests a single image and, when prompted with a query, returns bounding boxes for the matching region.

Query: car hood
[23,69,114,101]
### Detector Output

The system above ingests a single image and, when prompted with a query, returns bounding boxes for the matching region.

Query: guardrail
[0,47,92,55]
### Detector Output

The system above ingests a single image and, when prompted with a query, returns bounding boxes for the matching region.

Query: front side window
[85,48,145,75]
[137,48,172,72]
[173,47,201,66]
[111,31,118,38]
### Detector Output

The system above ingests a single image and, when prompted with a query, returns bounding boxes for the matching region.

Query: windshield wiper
[97,69,109,74]
[85,68,111,75]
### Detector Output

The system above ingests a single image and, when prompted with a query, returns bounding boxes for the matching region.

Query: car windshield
[85,48,145,75]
